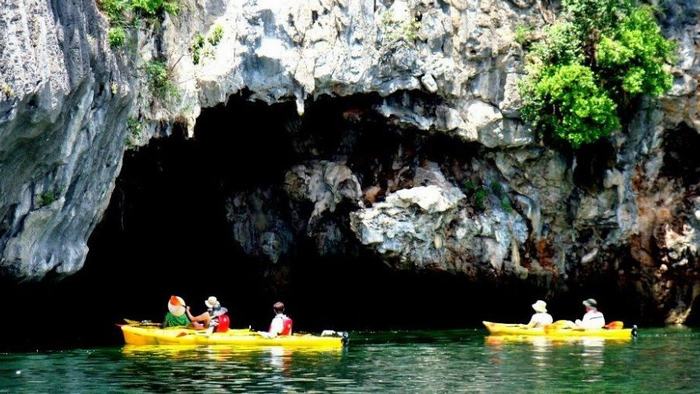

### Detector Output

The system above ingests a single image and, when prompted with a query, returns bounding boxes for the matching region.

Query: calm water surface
[1,328,699,392]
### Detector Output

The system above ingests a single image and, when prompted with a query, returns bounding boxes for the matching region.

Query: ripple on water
[1,329,700,392]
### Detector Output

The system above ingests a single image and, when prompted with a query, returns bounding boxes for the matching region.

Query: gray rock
[0,0,698,325]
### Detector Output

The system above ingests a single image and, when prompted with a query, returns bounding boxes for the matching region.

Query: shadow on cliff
[0,94,663,351]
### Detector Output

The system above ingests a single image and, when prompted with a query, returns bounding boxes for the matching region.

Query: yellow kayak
[120,325,347,348]
[483,321,635,339]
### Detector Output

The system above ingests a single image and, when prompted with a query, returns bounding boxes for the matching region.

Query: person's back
[211,307,230,333]
[527,300,553,328]
[580,309,605,329]
[163,295,190,328]
[269,301,293,336]
[576,298,605,329]
[528,312,553,327]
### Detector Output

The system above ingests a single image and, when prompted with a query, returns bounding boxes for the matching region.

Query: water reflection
[3,330,700,392]
[579,338,605,381]
[484,335,633,386]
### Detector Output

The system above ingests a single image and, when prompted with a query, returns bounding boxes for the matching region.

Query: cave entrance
[0,94,546,350]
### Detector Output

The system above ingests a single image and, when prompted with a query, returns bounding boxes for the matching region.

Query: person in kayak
[267,301,293,337]
[526,300,553,328]
[186,296,231,333]
[575,298,605,329]
[162,295,190,328]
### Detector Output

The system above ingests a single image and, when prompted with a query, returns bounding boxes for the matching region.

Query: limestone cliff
[0,0,698,322]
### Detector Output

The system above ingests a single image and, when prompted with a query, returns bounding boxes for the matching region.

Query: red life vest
[281,316,293,336]
[269,315,293,336]
[214,314,230,333]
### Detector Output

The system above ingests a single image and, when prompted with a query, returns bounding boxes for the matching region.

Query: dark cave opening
[662,122,700,188]
[572,139,617,192]
[0,94,655,351]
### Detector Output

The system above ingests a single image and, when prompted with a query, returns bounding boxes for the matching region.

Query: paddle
[123,318,161,327]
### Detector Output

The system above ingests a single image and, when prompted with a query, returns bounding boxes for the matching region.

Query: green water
[1,328,699,392]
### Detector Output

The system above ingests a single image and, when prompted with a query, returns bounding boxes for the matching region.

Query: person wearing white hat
[526,300,553,328]
[163,295,190,328]
[186,296,230,332]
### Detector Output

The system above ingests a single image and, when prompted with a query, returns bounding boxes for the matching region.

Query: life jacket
[281,316,292,335]
[269,314,293,336]
[214,314,230,333]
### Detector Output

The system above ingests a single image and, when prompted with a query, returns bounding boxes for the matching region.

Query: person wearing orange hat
[162,295,190,328]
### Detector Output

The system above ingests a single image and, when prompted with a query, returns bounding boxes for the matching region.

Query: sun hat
[532,300,547,313]
[205,296,220,309]
[167,295,186,317]
[583,298,598,308]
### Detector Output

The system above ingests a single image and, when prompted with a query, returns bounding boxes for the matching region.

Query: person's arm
[525,315,537,328]
[187,307,210,323]
[269,317,283,336]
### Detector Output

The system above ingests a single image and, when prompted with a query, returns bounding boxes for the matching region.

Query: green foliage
[462,179,487,211]
[127,117,142,138]
[474,188,488,211]
[130,0,178,16]
[191,33,205,64]
[500,196,513,213]
[519,0,674,148]
[126,117,143,148]
[381,10,421,45]
[108,27,126,47]
[190,25,224,65]
[514,24,533,46]
[490,181,503,197]
[528,22,582,66]
[462,179,476,193]
[561,0,634,37]
[208,25,224,46]
[597,6,675,97]
[37,188,63,208]
[101,0,129,24]
[144,60,178,101]
[521,64,619,147]
[99,0,178,48]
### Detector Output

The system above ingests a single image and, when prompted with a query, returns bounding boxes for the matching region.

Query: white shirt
[269,313,289,335]
[579,310,605,329]
[528,312,553,327]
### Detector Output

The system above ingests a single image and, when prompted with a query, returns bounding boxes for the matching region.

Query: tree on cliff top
[519,0,675,148]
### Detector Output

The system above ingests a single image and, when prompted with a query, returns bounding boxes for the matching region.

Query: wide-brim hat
[583,298,598,308]
[532,300,547,313]
[168,295,186,317]
[212,307,228,318]
[205,296,220,309]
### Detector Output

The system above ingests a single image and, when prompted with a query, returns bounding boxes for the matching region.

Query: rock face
[0,0,698,322]
[225,160,363,262]
[0,0,133,279]
[350,164,528,274]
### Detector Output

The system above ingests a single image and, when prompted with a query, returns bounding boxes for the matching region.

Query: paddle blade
[605,321,624,330]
